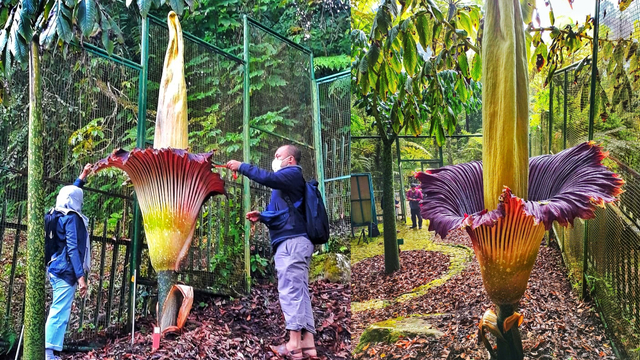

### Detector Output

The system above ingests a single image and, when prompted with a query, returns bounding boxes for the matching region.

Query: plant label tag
[152,326,161,350]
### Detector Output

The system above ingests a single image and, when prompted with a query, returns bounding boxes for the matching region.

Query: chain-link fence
[0,10,347,352]
[542,1,640,355]
[318,71,350,237]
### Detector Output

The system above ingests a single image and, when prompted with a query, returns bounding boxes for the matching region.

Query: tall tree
[352,0,482,272]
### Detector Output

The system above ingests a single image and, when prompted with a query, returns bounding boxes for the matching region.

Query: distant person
[45,164,92,360]
[379,194,400,217]
[406,183,423,229]
[226,145,318,359]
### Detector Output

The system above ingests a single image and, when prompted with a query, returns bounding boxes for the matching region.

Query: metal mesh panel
[442,136,482,165]
[144,18,247,294]
[0,49,138,344]
[318,74,350,226]
[541,1,640,355]
[550,77,565,154]
[247,20,315,256]
[588,205,640,352]
[565,70,590,148]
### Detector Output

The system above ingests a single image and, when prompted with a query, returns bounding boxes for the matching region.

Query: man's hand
[79,163,92,180]
[77,276,88,298]
[226,160,241,172]
[246,210,261,223]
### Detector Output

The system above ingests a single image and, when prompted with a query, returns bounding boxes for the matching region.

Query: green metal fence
[317,71,350,233]
[544,0,640,356]
[0,10,348,351]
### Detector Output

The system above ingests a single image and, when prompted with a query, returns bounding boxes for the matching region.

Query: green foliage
[352,0,482,145]
[314,55,350,72]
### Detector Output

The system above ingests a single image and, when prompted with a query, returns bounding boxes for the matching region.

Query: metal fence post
[242,15,252,293]
[130,15,149,327]
[310,54,328,251]
[563,71,568,150]
[310,54,326,200]
[583,0,600,300]
[548,81,554,153]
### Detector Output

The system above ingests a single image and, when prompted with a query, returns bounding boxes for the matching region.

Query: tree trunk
[495,304,524,360]
[24,39,45,360]
[381,138,399,273]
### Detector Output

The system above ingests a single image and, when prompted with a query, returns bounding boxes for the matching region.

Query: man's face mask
[271,155,291,172]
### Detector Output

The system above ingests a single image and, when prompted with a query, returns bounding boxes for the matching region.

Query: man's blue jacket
[238,163,307,251]
[48,178,88,286]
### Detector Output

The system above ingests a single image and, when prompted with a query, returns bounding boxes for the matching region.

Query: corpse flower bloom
[415,0,624,358]
[93,12,225,332]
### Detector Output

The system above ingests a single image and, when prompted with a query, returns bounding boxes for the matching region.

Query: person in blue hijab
[45,164,92,360]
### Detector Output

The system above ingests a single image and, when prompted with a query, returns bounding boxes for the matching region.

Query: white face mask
[272,155,291,172]
[272,158,283,172]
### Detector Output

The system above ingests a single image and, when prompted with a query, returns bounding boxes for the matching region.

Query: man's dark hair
[282,145,301,164]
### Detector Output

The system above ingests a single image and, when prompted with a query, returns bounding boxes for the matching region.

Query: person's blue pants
[45,272,77,351]
[274,236,316,334]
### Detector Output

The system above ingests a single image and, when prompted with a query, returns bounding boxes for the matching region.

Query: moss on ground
[354,315,444,352]
[310,253,350,283]
[351,225,474,313]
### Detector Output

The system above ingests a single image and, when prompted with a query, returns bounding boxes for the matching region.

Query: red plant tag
[152,326,160,351]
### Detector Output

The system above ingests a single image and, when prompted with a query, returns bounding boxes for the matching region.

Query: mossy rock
[355,316,443,352]
[310,253,350,283]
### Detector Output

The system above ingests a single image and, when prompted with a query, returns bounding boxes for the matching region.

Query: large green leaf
[403,31,418,76]
[457,11,473,38]
[619,0,633,11]
[390,48,403,72]
[601,40,614,61]
[471,52,481,81]
[385,60,399,93]
[458,52,469,78]
[455,76,468,102]
[8,8,29,64]
[520,0,534,24]
[22,0,39,17]
[415,13,432,49]
[77,0,98,36]
[170,0,185,16]
[613,42,625,65]
[137,0,154,18]
[367,42,381,69]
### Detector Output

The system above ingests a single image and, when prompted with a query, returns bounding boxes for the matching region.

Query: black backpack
[292,180,330,245]
[45,210,65,265]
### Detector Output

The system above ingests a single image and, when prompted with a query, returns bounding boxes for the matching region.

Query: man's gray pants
[274,236,316,334]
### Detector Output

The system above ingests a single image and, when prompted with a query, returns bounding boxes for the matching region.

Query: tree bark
[24,39,45,360]
[381,138,399,273]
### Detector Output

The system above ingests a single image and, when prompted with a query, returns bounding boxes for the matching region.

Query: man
[406,183,423,229]
[45,164,92,360]
[227,145,317,359]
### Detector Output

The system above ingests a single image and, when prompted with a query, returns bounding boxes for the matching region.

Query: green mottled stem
[24,39,45,360]
[381,137,399,273]
[495,304,523,360]
[157,270,177,329]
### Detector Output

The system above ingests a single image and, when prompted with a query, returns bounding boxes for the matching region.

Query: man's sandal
[302,347,319,360]
[269,344,309,359]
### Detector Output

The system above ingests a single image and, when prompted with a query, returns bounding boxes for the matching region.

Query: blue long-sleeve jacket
[48,178,88,286]
[238,163,307,251]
